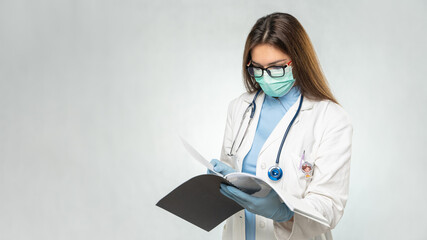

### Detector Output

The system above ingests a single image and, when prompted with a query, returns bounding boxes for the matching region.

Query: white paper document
[179,136,222,176]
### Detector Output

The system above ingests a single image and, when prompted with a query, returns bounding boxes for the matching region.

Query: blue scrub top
[241,86,300,240]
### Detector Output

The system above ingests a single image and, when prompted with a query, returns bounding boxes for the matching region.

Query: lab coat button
[259,221,265,228]
[261,163,266,169]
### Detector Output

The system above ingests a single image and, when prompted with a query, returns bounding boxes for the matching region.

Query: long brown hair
[242,12,338,104]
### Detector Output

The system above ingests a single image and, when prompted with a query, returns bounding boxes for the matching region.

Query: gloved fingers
[210,159,221,167]
[210,159,236,175]
[224,184,256,204]
[219,185,237,201]
[272,194,292,212]
[219,184,237,199]
[264,189,287,205]
[220,184,254,205]
[273,204,294,222]
[281,201,291,211]
[265,189,282,202]
[220,185,249,208]
[214,165,224,172]
[266,188,277,197]
[210,159,225,173]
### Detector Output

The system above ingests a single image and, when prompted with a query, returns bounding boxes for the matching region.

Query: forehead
[251,44,290,64]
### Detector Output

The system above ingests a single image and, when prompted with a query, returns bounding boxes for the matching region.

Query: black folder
[156,174,243,231]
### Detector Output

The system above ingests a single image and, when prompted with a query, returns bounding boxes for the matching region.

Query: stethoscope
[227,89,304,181]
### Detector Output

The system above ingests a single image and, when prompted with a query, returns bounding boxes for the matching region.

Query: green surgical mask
[255,65,295,97]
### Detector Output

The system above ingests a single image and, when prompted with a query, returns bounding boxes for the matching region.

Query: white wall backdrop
[1,0,426,239]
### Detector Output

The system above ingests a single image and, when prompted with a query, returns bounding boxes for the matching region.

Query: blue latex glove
[220,183,294,222]
[207,159,236,176]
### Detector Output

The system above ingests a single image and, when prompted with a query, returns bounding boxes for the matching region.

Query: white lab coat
[219,91,353,240]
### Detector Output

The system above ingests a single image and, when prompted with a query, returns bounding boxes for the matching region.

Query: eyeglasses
[246,61,291,78]
[247,64,289,78]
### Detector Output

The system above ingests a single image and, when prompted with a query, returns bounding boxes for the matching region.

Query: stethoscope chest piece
[268,165,283,181]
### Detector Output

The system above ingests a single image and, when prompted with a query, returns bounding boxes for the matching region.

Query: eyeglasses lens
[268,66,285,77]
[248,65,286,78]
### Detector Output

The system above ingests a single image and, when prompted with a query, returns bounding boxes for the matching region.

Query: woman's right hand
[207,159,236,175]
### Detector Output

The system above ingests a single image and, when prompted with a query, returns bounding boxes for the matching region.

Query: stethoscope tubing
[275,94,304,164]
[228,89,262,156]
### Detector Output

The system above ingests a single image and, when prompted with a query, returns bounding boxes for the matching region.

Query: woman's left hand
[220,183,294,222]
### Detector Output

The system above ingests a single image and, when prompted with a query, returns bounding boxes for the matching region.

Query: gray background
[1,0,426,239]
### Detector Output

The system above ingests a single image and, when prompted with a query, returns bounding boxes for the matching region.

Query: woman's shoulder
[310,98,353,127]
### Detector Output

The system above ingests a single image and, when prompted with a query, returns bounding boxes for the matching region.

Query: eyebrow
[251,59,287,67]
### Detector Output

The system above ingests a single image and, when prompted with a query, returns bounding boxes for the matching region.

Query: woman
[209,12,353,240]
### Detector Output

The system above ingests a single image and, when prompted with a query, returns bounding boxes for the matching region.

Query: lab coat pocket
[290,151,314,195]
